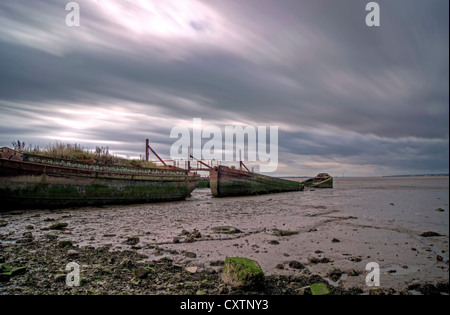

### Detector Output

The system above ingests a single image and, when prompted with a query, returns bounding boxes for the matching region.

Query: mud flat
[1,177,448,295]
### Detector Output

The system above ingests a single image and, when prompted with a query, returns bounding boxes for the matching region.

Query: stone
[134,267,148,279]
[310,283,330,295]
[328,267,342,281]
[211,226,241,234]
[222,257,265,288]
[53,274,66,282]
[192,229,202,238]
[58,240,73,248]
[435,208,445,212]
[67,249,79,257]
[331,238,341,243]
[273,229,299,236]
[420,231,441,237]
[11,266,27,277]
[184,252,197,259]
[0,272,11,282]
[124,236,140,245]
[268,240,280,245]
[49,222,68,230]
[288,261,305,269]
[186,266,198,274]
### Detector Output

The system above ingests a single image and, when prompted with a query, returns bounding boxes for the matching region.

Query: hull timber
[0,147,200,210]
[210,166,303,197]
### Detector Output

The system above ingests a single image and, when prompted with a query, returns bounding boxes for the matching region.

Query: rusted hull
[210,166,303,197]
[0,149,199,210]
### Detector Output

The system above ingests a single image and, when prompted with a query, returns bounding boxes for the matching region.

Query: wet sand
[1,176,448,294]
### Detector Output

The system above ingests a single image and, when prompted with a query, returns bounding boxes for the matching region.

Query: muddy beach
[1,176,448,295]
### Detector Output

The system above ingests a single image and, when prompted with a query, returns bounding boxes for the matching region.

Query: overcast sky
[0,0,448,176]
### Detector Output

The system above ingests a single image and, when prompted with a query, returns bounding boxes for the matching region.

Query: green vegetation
[14,141,157,168]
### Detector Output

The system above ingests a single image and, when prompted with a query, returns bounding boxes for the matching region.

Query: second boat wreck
[209,165,304,197]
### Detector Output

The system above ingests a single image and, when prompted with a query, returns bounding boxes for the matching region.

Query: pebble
[67,249,79,257]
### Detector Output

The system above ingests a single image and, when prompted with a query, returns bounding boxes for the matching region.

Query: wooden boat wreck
[301,173,333,188]
[0,146,200,210]
[209,165,304,197]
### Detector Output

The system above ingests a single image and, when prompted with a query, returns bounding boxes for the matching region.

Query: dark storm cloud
[0,0,448,175]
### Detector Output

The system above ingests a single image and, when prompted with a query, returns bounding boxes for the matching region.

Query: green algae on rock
[222,257,265,288]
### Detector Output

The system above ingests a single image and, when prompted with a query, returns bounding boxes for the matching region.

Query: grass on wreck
[0,239,448,295]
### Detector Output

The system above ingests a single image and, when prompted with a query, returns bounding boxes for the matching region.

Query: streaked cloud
[0,0,448,176]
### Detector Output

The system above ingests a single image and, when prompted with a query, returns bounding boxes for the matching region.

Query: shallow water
[1,176,448,290]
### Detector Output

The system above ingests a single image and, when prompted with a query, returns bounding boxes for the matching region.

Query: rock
[437,255,444,261]
[16,238,33,244]
[420,231,441,237]
[273,229,299,236]
[0,264,11,282]
[310,283,330,295]
[331,238,341,243]
[0,272,11,282]
[26,225,34,230]
[0,220,8,227]
[134,267,148,279]
[11,266,27,277]
[211,226,241,234]
[308,256,332,264]
[192,229,202,238]
[186,266,198,274]
[46,234,58,241]
[0,264,10,273]
[172,237,180,244]
[184,252,197,259]
[435,208,445,212]
[123,236,140,245]
[276,264,284,270]
[268,240,280,245]
[210,260,224,267]
[121,259,136,269]
[58,240,73,248]
[67,249,79,257]
[222,257,265,288]
[328,267,342,281]
[288,261,305,269]
[53,274,66,282]
[49,222,68,230]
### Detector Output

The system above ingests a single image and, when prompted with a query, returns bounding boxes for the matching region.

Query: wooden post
[239,149,242,172]
[145,139,149,162]
[187,146,191,171]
